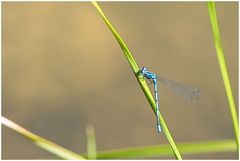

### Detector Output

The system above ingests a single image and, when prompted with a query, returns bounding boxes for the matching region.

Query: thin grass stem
[92,1,182,159]
[1,116,85,160]
[86,125,97,159]
[207,2,238,148]
[92,139,236,159]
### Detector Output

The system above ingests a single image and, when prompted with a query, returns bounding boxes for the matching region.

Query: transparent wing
[157,75,200,103]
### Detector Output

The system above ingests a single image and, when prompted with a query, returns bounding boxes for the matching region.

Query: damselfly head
[140,67,147,75]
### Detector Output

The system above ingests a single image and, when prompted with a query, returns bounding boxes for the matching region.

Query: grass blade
[207,2,238,147]
[47,139,237,159]
[93,139,236,159]
[1,116,85,160]
[92,1,182,159]
[86,125,97,159]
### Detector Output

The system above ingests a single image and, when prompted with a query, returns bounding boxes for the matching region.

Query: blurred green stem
[86,125,97,159]
[1,116,85,160]
[93,139,236,159]
[207,2,238,147]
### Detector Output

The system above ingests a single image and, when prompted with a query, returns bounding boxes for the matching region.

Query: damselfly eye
[140,67,147,74]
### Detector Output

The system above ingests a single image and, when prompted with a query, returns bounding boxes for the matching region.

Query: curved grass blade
[47,139,237,159]
[207,2,238,147]
[1,116,85,160]
[92,139,236,159]
[92,1,182,159]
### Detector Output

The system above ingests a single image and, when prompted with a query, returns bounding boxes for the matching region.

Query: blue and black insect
[140,67,200,134]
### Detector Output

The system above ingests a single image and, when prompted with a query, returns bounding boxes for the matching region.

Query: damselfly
[140,67,200,134]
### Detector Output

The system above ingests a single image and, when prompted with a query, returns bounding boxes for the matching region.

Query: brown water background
[2,2,238,159]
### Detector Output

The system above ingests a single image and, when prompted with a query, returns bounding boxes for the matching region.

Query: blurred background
[2,2,238,159]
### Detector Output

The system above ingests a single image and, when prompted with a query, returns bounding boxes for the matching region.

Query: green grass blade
[86,125,97,159]
[207,2,238,147]
[92,1,182,159]
[93,139,236,159]
[46,139,237,159]
[1,116,85,160]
